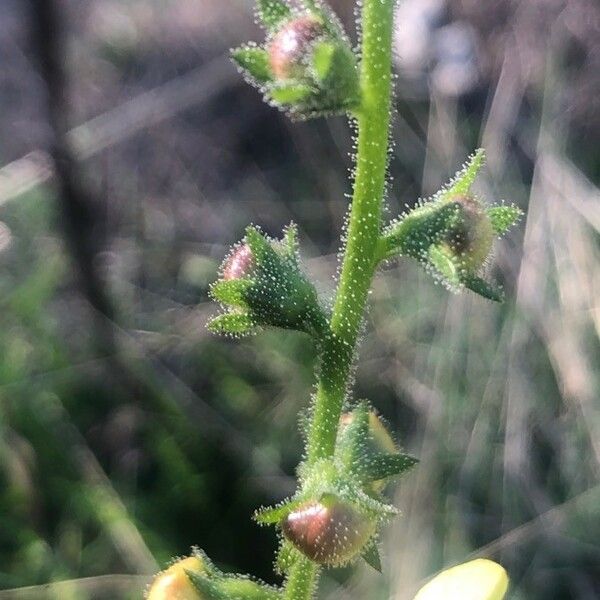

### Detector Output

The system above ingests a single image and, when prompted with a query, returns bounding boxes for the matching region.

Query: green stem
[284,556,319,600]
[305,0,395,465]
[283,1,394,597]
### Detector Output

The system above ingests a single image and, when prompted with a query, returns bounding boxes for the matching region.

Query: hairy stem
[284,0,395,597]
[284,556,319,600]
[306,0,395,465]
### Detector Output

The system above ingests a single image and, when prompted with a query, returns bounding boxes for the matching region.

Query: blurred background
[0,0,598,598]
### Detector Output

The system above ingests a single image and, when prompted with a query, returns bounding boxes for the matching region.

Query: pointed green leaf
[366,453,419,481]
[442,148,485,199]
[362,543,382,572]
[231,45,273,84]
[210,279,252,306]
[487,205,523,235]
[208,312,254,335]
[256,0,292,31]
[269,83,313,104]
[311,41,336,81]
[428,245,461,286]
[254,498,304,525]
[463,275,504,302]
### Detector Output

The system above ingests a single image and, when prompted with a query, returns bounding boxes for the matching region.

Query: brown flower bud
[268,16,325,80]
[146,556,206,600]
[281,496,376,566]
[444,195,494,271]
[222,244,254,280]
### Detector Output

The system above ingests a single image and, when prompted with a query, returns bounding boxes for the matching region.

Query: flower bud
[339,410,397,492]
[413,558,509,600]
[340,410,397,455]
[209,225,326,337]
[222,244,254,281]
[146,556,206,600]
[281,495,376,566]
[443,195,494,272]
[268,15,326,80]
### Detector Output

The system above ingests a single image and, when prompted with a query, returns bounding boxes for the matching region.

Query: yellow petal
[413,559,509,600]
[147,556,206,600]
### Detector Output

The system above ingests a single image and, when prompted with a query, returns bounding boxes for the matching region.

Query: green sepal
[463,274,504,302]
[219,577,282,599]
[335,401,371,475]
[231,45,273,84]
[256,0,292,31]
[440,148,485,200]
[487,205,523,235]
[380,202,461,260]
[210,279,253,307]
[191,546,220,576]
[254,498,305,525]
[186,571,226,599]
[362,543,382,572]
[281,222,299,255]
[207,313,255,336]
[187,571,282,600]
[269,82,313,104]
[311,41,336,81]
[348,486,399,520]
[365,453,419,481]
[427,244,461,288]
[242,226,326,335]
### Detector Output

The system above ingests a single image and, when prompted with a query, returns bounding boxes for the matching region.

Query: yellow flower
[413,558,509,600]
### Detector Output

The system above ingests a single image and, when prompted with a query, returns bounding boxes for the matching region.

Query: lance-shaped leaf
[207,313,255,336]
[231,45,273,84]
[256,0,292,31]
[487,204,523,235]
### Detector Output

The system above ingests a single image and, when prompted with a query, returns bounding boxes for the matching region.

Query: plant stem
[284,556,319,600]
[284,0,395,596]
[305,0,395,465]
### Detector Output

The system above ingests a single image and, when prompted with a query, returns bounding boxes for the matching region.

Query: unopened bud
[443,195,494,271]
[281,496,376,566]
[340,410,397,455]
[222,244,254,280]
[268,16,325,80]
